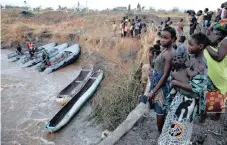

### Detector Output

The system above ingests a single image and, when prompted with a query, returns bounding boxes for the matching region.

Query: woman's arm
[206,39,227,62]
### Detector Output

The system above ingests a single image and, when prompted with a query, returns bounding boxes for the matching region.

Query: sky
[1,0,224,11]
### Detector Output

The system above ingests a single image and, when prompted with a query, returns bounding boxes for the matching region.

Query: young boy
[130,19,135,37]
[177,36,187,57]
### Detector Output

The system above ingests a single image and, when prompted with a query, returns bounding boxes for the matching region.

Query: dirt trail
[116,109,227,145]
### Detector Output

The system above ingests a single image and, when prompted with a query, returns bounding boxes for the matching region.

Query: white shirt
[221,8,225,19]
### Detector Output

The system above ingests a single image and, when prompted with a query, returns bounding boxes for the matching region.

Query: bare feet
[199,113,207,123]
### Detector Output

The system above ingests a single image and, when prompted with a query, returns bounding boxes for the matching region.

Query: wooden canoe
[56,64,93,104]
[45,69,103,132]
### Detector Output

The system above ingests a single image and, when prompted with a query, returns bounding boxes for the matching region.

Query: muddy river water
[1,49,102,145]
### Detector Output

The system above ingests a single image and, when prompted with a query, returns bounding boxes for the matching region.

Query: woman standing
[141,27,176,133]
[201,22,227,121]
[158,33,209,145]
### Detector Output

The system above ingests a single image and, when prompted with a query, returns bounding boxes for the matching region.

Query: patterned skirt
[206,77,227,113]
[158,93,197,145]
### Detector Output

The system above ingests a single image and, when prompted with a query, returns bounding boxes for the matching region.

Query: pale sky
[1,0,224,11]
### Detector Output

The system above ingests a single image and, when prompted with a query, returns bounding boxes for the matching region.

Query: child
[139,19,143,35]
[177,36,187,57]
[130,19,135,37]
[158,32,209,145]
[156,40,161,46]
[124,22,128,37]
[127,19,131,37]
[120,20,124,37]
[177,19,184,36]
[135,20,140,38]
[167,21,173,27]
[149,43,161,68]
[125,16,129,22]
[140,27,177,133]
[189,11,197,35]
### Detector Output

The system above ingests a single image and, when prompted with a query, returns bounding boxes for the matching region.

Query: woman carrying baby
[158,33,209,145]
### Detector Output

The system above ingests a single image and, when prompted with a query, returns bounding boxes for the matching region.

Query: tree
[171,7,180,13]
[58,5,62,10]
[44,7,53,11]
[33,6,42,12]
[5,5,14,9]
[149,7,156,12]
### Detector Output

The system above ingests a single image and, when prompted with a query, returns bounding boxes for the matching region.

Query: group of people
[177,3,227,37]
[16,41,35,56]
[157,17,174,36]
[16,41,50,66]
[141,2,227,144]
[112,16,147,39]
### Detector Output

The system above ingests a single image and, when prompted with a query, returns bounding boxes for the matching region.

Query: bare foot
[199,113,207,123]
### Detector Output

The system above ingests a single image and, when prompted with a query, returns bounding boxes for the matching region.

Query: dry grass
[1,9,123,46]
[90,28,156,131]
[155,12,187,18]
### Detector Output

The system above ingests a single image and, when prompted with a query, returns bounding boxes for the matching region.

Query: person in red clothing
[27,41,35,57]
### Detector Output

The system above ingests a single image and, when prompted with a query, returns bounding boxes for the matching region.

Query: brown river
[1,49,102,145]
